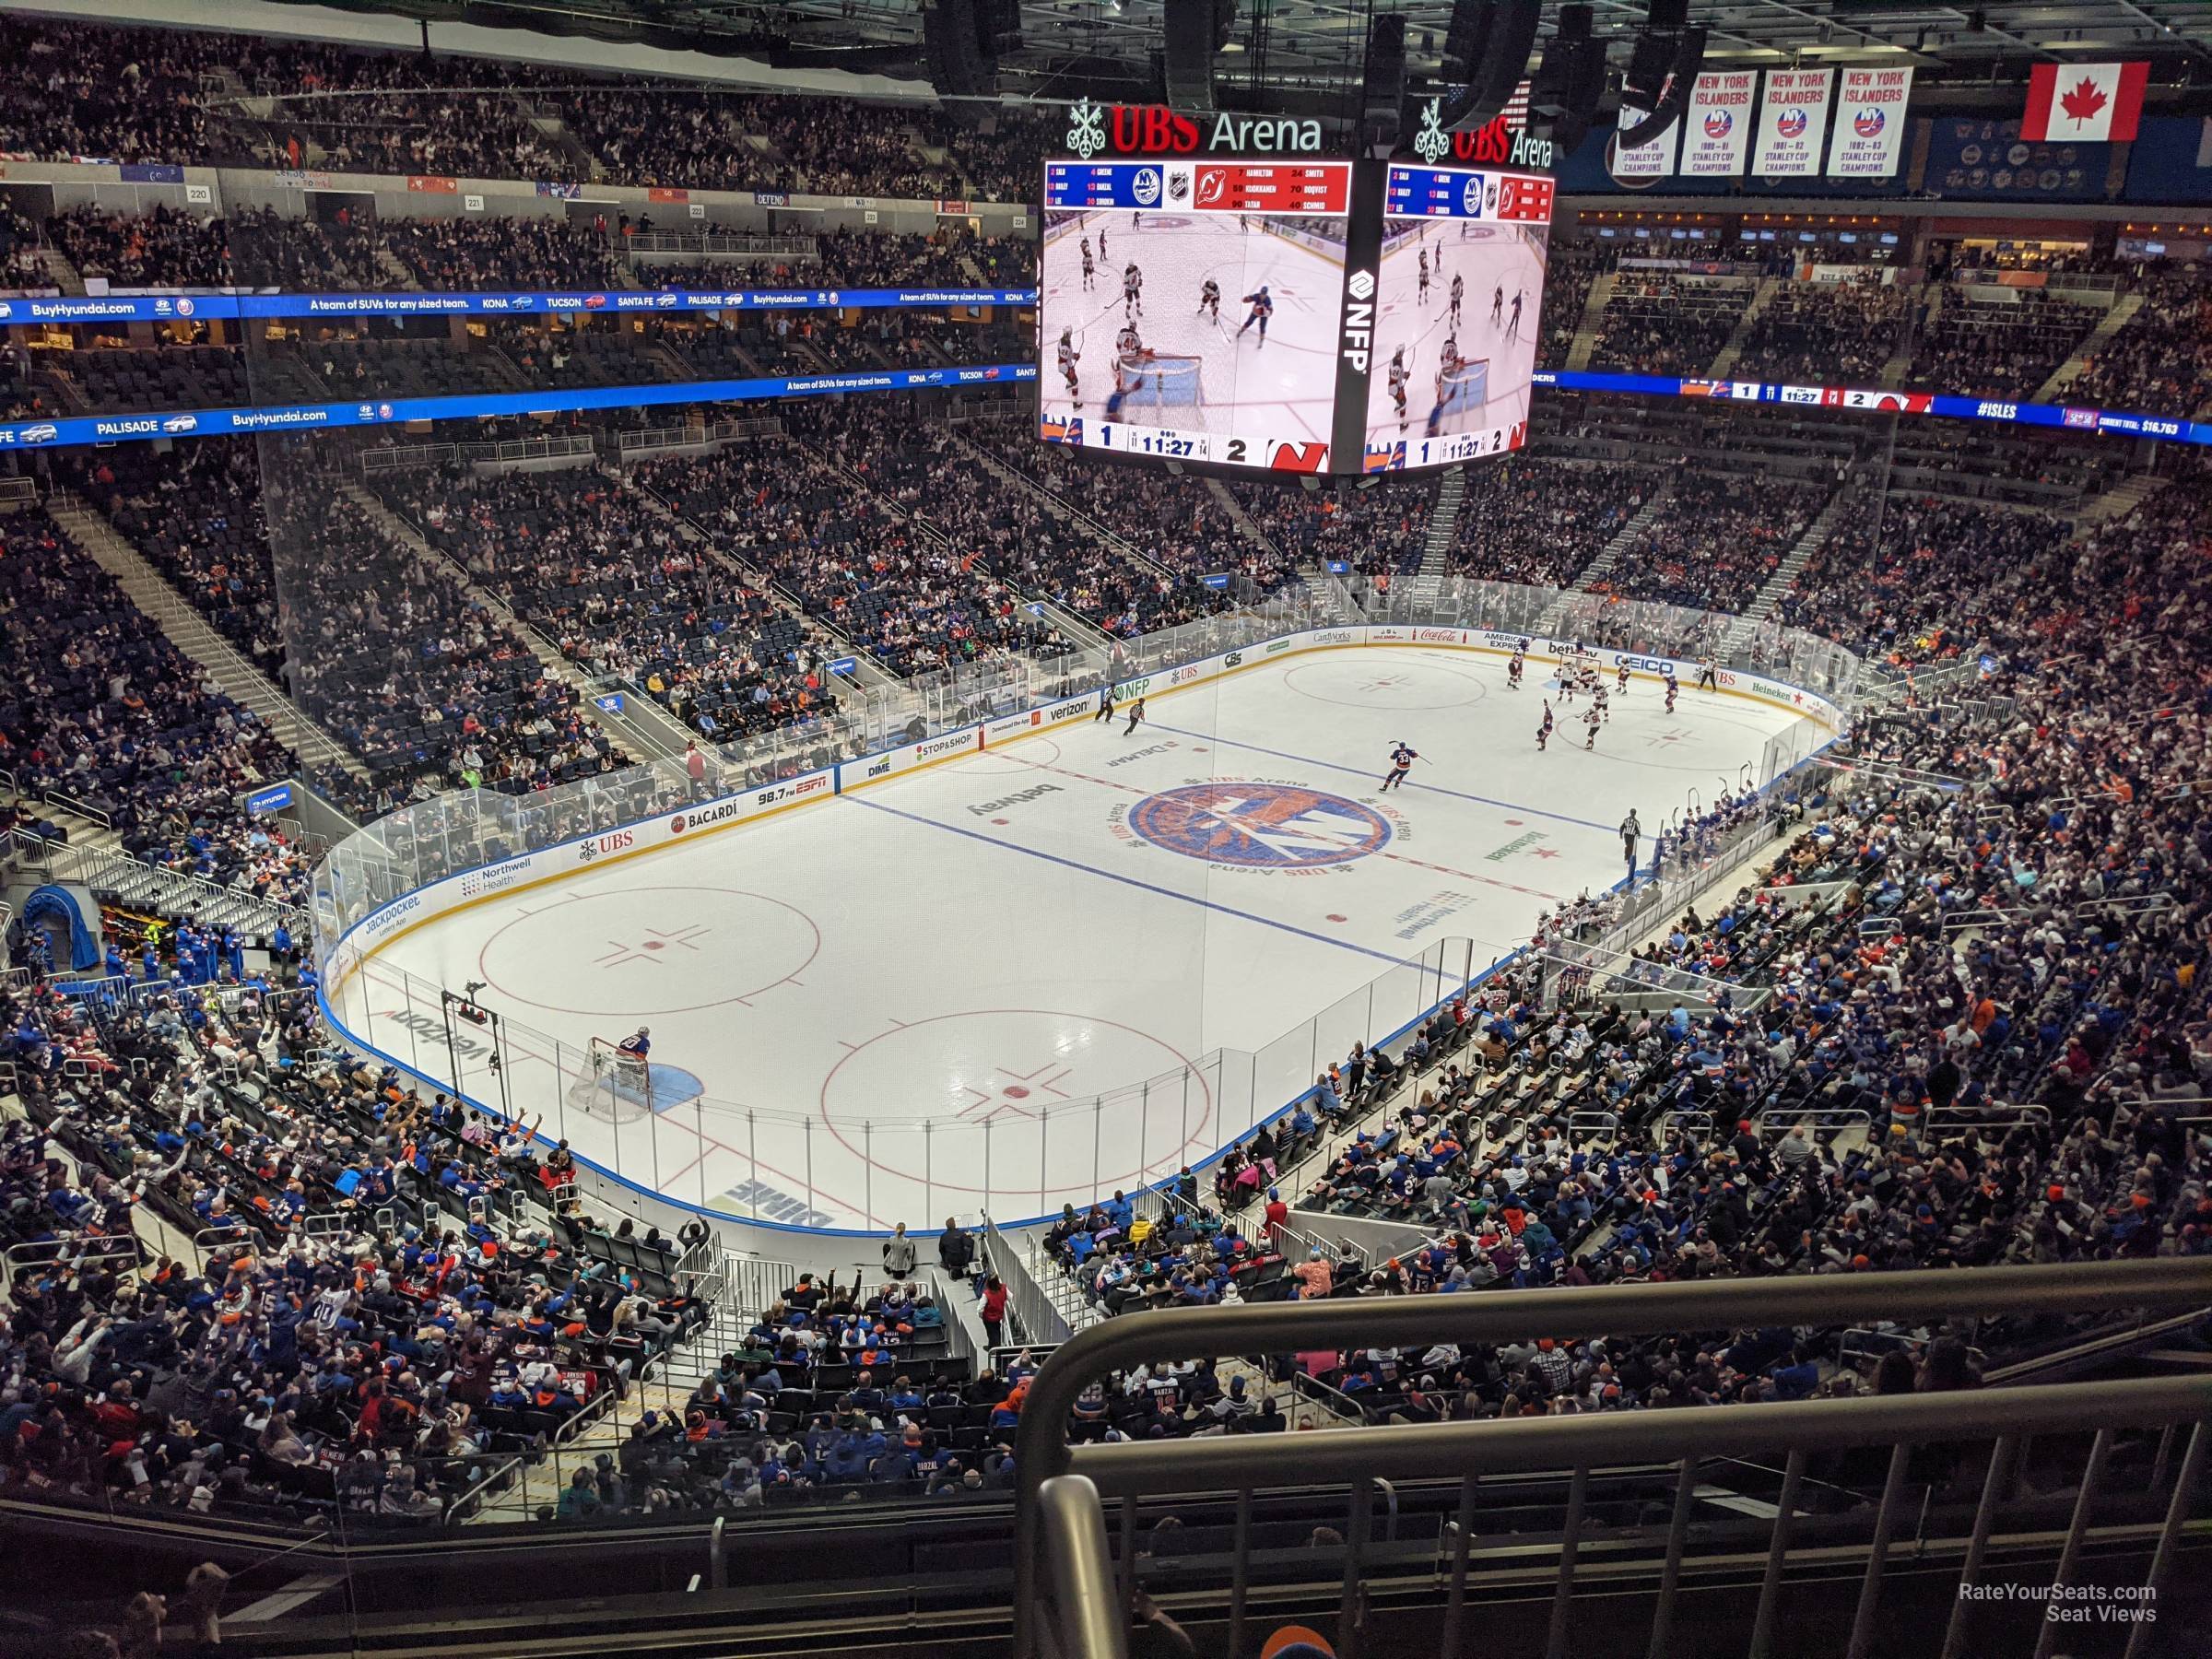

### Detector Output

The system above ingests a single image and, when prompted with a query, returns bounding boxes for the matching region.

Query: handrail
[1009,1257,2212,1655]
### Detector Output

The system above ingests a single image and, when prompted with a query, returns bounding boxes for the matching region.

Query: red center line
[1007,751,1570,900]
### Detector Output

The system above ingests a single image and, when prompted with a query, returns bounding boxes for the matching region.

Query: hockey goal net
[568,1036,654,1124]
[1117,352,1205,417]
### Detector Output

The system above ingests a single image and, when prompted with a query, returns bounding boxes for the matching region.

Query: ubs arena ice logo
[1126,783,1391,869]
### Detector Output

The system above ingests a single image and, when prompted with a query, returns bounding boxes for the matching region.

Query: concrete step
[1879,282,1935,388]
[2035,289,2144,403]
[1563,273,1617,373]
[336,484,665,761]
[1707,275,1781,380]
[34,247,85,296]
[1204,477,1283,564]
[1724,487,1853,642]
[44,489,367,782]
[2071,473,2169,530]
[371,246,419,290]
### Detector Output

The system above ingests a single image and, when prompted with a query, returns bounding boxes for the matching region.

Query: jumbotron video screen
[1039,158,1353,473]
[1366,164,1557,472]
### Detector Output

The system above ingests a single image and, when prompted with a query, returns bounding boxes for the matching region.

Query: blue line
[846,795,1413,968]
[1145,721,1618,833]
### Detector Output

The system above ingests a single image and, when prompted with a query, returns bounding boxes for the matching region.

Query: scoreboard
[1382,165,1556,224]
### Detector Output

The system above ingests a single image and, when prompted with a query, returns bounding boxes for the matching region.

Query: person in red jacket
[1263,1187,1288,1246]
[979,1276,1008,1349]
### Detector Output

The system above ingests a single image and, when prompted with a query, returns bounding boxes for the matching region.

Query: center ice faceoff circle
[1125,782,1391,868]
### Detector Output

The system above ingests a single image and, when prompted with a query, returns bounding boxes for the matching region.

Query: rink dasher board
[316,626,1842,1003]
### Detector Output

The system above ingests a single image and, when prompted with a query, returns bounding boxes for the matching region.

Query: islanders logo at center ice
[1127,782,1392,868]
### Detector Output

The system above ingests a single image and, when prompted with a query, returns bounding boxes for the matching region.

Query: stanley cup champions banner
[1752,68,1834,178]
[1681,72,1758,176]
[1828,66,1914,178]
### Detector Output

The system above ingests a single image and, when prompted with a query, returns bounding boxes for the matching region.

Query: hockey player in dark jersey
[1235,285,1273,347]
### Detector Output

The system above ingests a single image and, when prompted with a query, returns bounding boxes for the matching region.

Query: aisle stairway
[1525,480,1674,634]
[1878,283,1935,388]
[335,483,695,763]
[1721,486,1855,646]
[2072,471,2168,529]
[2035,290,2145,403]
[1404,466,1467,607]
[1706,276,1782,379]
[1562,274,1617,372]
[1203,477,1284,568]
[43,488,366,783]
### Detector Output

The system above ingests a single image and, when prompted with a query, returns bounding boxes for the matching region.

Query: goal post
[1436,359,1490,416]
[1118,352,1205,416]
[569,1035,654,1124]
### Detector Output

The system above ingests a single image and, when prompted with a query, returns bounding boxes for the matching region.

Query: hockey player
[1536,700,1554,751]
[1506,288,1524,340]
[1418,248,1430,305]
[1056,327,1082,408]
[1617,660,1630,696]
[1490,284,1504,327]
[1132,209,1142,229]
[1424,332,1463,438]
[1381,741,1419,792]
[1594,681,1610,724]
[1387,346,1410,432]
[1123,261,1144,318]
[1507,641,1525,688]
[617,1026,652,1061]
[1449,272,1465,325]
[1080,236,1096,292]
[1103,323,1152,418]
[1665,669,1679,712]
[1197,277,1222,324]
[1099,226,1108,265]
[1583,704,1602,750]
[1236,285,1273,347]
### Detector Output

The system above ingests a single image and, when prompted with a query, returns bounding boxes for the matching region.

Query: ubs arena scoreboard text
[1039,159,1354,474]
[1363,163,1555,473]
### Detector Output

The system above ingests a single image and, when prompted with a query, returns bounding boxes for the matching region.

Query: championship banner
[1681,72,1757,176]
[1827,67,1912,178]
[1752,68,1832,178]
[1608,102,1676,181]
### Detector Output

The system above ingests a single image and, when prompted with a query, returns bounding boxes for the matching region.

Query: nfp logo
[1127,783,1390,869]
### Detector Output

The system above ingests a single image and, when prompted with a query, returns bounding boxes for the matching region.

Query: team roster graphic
[1039,158,1352,473]
[1363,165,1554,473]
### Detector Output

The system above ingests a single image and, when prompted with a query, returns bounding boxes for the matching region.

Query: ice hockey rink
[1038,209,1344,451]
[1365,218,1548,457]
[358,647,1826,1230]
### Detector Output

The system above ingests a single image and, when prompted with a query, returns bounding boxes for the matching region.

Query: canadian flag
[2021,61,2148,144]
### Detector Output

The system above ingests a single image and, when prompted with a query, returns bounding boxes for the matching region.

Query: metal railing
[1016,1258,2212,1659]
[982,1212,1075,1346]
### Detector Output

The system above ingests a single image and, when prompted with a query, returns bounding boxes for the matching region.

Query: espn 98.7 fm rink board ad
[1040,157,1353,473]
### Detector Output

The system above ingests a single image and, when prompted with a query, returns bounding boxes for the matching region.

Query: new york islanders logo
[1126,783,1390,868]
[1854,107,1886,137]
[1703,110,1733,138]
[1777,109,1808,139]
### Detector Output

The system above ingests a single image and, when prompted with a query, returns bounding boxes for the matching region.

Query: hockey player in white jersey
[1388,346,1410,432]
[1057,327,1083,409]
[1079,236,1095,291]
[1418,248,1430,305]
[1122,262,1144,318]
[1103,323,1153,418]
[1196,277,1221,323]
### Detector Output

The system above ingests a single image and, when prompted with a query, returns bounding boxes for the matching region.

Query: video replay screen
[1362,164,1557,472]
[1039,158,1353,473]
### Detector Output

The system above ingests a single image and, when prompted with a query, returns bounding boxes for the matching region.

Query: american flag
[1504,79,1532,132]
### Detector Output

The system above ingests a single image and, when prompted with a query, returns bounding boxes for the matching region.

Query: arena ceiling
[288,0,2212,104]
